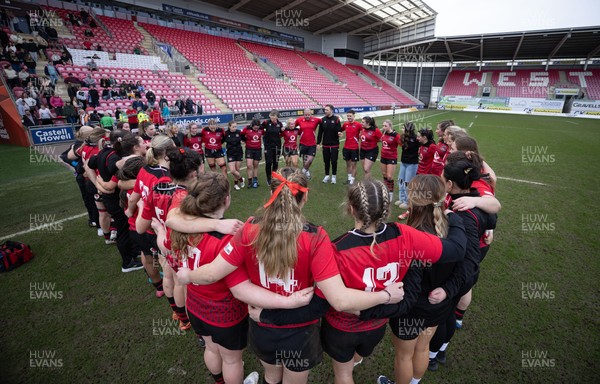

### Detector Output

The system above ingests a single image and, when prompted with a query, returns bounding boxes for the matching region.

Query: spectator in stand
[108,75,117,87]
[50,51,61,65]
[101,87,112,101]
[8,51,21,73]
[100,76,110,88]
[88,110,101,125]
[148,107,163,126]
[80,10,89,24]
[136,107,149,126]
[24,54,36,74]
[184,96,196,115]
[114,107,123,121]
[197,101,203,115]
[49,93,64,114]
[88,85,100,108]
[16,96,28,117]
[62,100,77,124]
[68,14,80,27]
[161,101,170,120]
[76,88,88,109]
[5,41,16,55]
[86,58,98,71]
[67,82,78,102]
[23,109,38,127]
[133,46,141,55]
[18,68,30,87]
[145,88,156,107]
[23,92,37,110]
[126,105,138,130]
[118,86,127,100]
[174,96,185,115]
[159,95,168,110]
[32,33,48,60]
[131,96,144,111]
[23,39,38,62]
[84,29,94,37]
[59,51,71,65]
[82,73,96,88]
[83,38,92,50]
[38,104,54,125]
[3,65,17,87]
[100,112,114,130]
[64,73,81,86]
[77,108,88,126]
[90,19,98,29]
[44,63,59,85]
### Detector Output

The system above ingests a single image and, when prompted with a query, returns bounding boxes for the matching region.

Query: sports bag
[0,241,34,272]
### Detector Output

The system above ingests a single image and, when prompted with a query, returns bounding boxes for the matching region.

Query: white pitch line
[497,176,548,186]
[565,121,579,125]
[0,213,88,241]
[468,122,474,128]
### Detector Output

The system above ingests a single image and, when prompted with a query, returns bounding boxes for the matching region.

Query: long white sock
[410,378,421,384]
[440,342,449,352]
[429,351,438,359]
[347,173,352,180]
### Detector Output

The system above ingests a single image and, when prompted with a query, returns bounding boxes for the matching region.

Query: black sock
[152,279,163,292]
[455,308,466,320]
[167,296,176,313]
[211,372,225,384]
[176,306,189,323]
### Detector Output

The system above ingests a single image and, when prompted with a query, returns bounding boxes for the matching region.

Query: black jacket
[317,115,342,146]
[261,119,283,147]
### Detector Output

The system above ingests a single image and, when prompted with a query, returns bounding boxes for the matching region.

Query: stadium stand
[140,24,317,112]
[567,69,600,99]
[347,64,419,105]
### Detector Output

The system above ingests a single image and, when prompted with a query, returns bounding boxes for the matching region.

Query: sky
[424,0,600,36]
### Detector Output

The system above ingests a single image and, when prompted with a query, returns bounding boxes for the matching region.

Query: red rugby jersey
[281,128,299,149]
[241,127,264,150]
[183,232,249,327]
[219,218,340,328]
[381,131,402,160]
[429,141,449,176]
[133,165,169,203]
[202,127,225,151]
[162,188,188,270]
[184,134,204,155]
[342,121,362,151]
[417,142,437,174]
[325,223,443,332]
[295,117,321,146]
[79,144,100,177]
[360,127,383,151]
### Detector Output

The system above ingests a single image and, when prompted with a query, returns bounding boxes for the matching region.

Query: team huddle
[62,110,500,384]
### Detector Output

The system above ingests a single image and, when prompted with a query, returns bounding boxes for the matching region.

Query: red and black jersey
[241,127,264,150]
[417,142,437,174]
[325,223,444,332]
[141,175,182,227]
[219,217,340,328]
[360,127,382,151]
[342,121,362,150]
[429,141,449,176]
[202,127,225,151]
[281,128,299,149]
[184,133,204,155]
[140,134,152,147]
[126,189,137,231]
[79,143,100,178]
[381,131,402,160]
[183,232,249,327]
[90,146,120,188]
[295,117,321,146]
[134,165,170,203]
[162,188,188,271]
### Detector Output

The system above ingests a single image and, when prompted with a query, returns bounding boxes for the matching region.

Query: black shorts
[321,318,386,363]
[188,310,248,351]
[299,145,316,157]
[283,147,298,157]
[343,148,359,162]
[360,147,379,161]
[130,230,158,256]
[227,153,243,162]
[205,149,224,159]
[248,319,322,372]
[389,309,450,340]
[245,148,262,161]
[380,157,398,165]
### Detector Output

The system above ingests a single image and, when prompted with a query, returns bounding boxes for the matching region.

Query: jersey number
[362,262,399,292]
[259,262,298,293]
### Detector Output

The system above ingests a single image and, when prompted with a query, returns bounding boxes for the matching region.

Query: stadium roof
[364,26,600,63]
[198,0,437,35]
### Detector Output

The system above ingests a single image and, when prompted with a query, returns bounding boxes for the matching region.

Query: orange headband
[263,172,308,208]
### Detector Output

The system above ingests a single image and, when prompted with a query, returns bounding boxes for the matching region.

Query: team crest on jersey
[223,242,233,255]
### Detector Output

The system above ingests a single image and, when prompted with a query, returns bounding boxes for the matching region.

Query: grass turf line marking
[565,120,579,125]
[0,213,88,241]
[497,176,548,186]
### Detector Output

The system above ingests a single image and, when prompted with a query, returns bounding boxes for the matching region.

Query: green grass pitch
[0,110,598,383]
